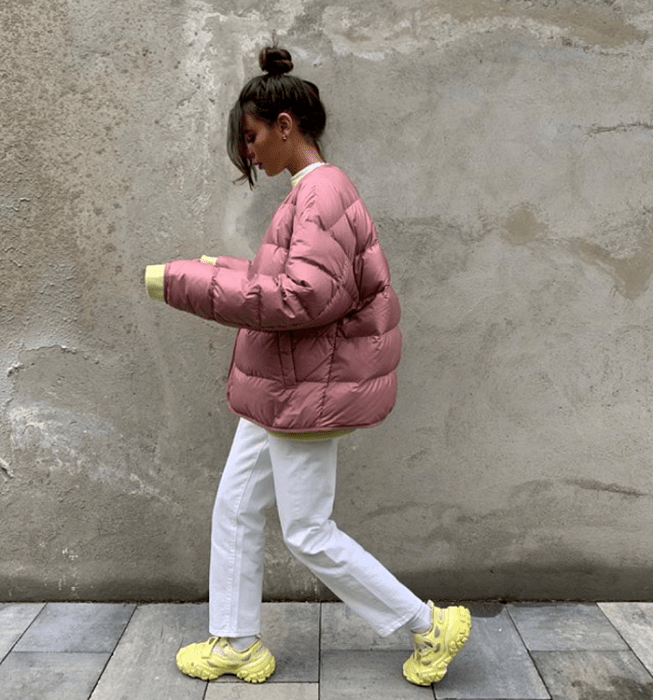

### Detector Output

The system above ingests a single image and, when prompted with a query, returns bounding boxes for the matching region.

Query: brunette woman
[145,45,471,687]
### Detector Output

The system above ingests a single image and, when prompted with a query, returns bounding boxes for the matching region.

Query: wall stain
[575,237,653,299]
[502,204,547,246]
[438,0,648,48]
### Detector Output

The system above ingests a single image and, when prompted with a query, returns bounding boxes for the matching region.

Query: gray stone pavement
[2,601,653,699]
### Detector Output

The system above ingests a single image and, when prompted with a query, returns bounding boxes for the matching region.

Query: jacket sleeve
[145,255,235,302]
[164,196,359,331]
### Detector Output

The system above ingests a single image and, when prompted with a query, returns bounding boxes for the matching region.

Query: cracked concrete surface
[2,0,653,602]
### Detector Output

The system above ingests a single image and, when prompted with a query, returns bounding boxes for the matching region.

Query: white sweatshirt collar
[291,162,327,187]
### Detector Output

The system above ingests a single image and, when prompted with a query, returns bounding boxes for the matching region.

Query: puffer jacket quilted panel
[163,164,401,432]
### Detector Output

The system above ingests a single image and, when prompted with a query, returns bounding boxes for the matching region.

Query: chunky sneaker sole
[403,602,472,686]
[176,637,275,683]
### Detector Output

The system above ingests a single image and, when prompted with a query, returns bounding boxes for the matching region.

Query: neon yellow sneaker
[175,636,275,683]
[403,601,472,686]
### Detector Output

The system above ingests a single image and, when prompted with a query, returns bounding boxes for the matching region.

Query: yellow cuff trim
[200,255,218,265]
[145,264,166,301]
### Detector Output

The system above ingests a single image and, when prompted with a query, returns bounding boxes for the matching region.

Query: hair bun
[259,46,293,76]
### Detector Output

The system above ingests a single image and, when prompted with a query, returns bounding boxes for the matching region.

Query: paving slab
[508,603,628,651]
[205,682,319,699]
[599,602,653,675]
[0,651,110,700]
[321,602,412,650]
[435,603,550,700]
[14,603,135,653]
[0,603,45,661]
[89,603,208,700]
[263,602,320,683]
[531,651,653,700]
[321,649,435,699]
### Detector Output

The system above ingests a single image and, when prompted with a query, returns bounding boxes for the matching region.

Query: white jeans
[209,418,425,638]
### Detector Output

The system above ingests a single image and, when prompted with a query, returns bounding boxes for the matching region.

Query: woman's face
[243,113,286,177]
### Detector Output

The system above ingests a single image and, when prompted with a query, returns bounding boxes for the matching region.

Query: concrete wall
[2,0,653,602]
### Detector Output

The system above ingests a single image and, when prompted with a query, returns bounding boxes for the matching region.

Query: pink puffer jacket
[163,164,401,433]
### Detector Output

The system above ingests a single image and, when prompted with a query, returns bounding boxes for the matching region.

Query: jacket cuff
[200,255,218,265]
[145,264,166,300]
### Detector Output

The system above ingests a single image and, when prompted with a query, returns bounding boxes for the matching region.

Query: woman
[145,45,471,687]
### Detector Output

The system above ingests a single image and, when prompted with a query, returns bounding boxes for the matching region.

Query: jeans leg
[268,434,424,637]
[209,419,275,637]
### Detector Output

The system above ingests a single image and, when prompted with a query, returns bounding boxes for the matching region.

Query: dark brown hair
[227,46,327,188]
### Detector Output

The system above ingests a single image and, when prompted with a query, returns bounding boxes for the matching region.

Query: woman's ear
[276,112,294,137]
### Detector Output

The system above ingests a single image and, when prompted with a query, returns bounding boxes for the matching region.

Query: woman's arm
[163,220,358,331]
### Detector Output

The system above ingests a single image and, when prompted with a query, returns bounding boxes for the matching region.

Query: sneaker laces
[208,636,257,660]
[204,637,229,658]
[414,627,442,657]
[413,609,445,659]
